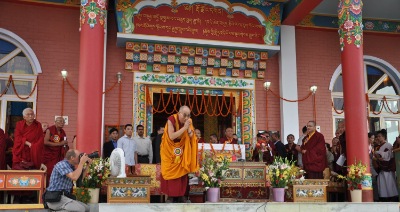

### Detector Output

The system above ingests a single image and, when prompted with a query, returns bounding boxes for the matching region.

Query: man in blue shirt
[45,149,91,211]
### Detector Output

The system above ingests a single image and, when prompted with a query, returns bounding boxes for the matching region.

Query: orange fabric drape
[146,88,240,117]
[160,114,198,180]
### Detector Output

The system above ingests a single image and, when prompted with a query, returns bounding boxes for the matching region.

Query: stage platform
[0,202,398,212]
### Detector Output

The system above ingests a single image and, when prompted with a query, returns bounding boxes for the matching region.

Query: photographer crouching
[44,149,92,212]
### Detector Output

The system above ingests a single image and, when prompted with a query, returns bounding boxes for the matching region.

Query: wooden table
[0,170,46,204]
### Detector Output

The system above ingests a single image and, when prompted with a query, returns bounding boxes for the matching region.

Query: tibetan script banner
[133,4,265,44]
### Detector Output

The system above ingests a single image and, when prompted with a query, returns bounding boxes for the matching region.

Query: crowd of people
[251,120,399,202]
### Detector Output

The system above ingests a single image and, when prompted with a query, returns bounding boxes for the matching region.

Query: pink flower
[176,76,182,83]
[210,78,216,85]
[344,20,354,30]
[88,12,97,19]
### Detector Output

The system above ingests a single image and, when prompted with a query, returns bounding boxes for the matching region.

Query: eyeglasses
[180,112,191,118]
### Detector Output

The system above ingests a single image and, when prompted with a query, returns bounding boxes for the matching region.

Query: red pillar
[76,1,108,154]
[338,0,373,201]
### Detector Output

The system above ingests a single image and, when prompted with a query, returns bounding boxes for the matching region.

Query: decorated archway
[133,72,256,146]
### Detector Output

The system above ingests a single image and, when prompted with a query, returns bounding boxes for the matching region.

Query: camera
[79,151,99,160]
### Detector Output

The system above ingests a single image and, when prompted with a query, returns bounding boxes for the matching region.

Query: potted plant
[81,157,110,203]
[338,161,366,202]
[73,187,91,203]
[267,156,293,202]
[199,152,230,202]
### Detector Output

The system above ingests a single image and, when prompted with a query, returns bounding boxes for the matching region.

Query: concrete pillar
[279,25,300,143]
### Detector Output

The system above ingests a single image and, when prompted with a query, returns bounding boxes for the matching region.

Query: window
[330,56,400,144]
[0,28,41,132]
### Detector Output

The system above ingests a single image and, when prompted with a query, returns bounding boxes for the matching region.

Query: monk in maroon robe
[12,108,45,171]
[194,129,205,143]
[301,121,327,179]
[43,116,68,184]
[219,127,238,144]
[0,129,6,170]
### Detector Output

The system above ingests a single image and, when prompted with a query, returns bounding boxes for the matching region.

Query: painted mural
[115,0,283,46]
[125,42,269,80]
[298,14,400,35]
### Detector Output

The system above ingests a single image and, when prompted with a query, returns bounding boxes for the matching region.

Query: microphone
[267,144,273,156]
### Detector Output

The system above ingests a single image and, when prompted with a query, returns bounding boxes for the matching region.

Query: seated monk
[194,129,204,143]
[160,105,198,203]
[219,127,238,144]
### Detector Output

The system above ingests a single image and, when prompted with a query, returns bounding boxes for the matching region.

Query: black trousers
[138,155,150,164]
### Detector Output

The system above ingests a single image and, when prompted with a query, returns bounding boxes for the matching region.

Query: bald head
[307,121,316,134]
[65,149,78,160]
[178,105,191,123]
[179,105,190,113]
[55,117,65,128]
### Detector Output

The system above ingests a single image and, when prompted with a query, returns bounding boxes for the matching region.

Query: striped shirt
[46,159,74,192]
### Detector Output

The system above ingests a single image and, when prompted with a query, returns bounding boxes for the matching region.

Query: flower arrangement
[199,152,230,189]
[82,157,110,188]
[267,157,294,188]
[73,187,91,203]
[256,140,268,160]
[338,161,366,190]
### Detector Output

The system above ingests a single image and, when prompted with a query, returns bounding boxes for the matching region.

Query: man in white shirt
[117,124,138,175]
[133,124,153,164]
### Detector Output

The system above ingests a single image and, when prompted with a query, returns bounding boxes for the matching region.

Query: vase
[350,189,362,202]
[206,187,220,202]
[272,187,285,202]
[88,188,100,203]
[258,152,264,162]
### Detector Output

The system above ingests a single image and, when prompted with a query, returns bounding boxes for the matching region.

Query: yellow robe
[160,114,199,180]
